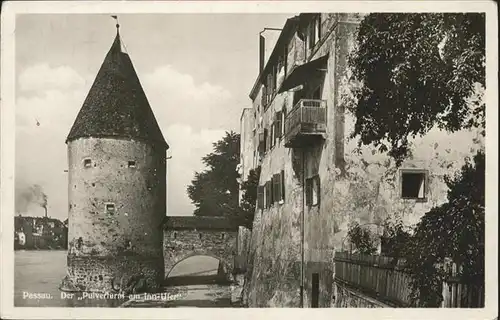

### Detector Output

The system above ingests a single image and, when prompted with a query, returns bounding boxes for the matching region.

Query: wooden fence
[334,251,412,307]
[440,260,484,308]
[334,252,484,308]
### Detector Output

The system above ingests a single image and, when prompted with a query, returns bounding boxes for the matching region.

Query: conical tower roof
[66,28,168,149]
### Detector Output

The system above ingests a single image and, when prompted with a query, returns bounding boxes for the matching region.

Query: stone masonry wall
[62,256,163,293]
[163,229,238,278]
[66,137,166,292]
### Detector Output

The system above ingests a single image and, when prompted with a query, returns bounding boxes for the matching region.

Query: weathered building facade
[239,13,484,307]
[61,26,169,293]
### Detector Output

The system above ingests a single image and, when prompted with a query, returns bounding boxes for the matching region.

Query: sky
[15,13,291,220]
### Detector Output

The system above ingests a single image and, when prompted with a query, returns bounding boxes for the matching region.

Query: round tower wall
[65,137,166,292]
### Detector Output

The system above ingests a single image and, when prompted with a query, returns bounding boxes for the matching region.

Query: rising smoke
[15,184,48,215]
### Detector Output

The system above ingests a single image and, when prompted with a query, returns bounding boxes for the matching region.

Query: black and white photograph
[0,1,498,319]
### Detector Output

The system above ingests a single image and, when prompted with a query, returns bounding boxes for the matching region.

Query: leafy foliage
[381,218,412,259]
[347,222,378,255]
[404,150,485,307]
[348,13,485,164]
[187,131,241,217]
[238,166,261,229]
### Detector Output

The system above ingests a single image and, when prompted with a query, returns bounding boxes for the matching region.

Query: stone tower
[61,26,168,293]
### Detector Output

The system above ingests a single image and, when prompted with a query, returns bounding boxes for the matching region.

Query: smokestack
[259,35,265,73]
[44,206,47,218]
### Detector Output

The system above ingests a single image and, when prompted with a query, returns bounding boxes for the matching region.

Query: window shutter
[272,174,279,203]
[257,186,264,210]
[268,181,272,208]
[305,178,312,206]
[264,128,268,152]
[282,108,287,136]
[277,111,283,139]
[270,179,274,204]
[265,182,271,208]
[270,123,274,148]
[262,85,267,108]
[267,74,272,101]
[281,170,285,201]
[316,176,321,207]
[276,112,282,138]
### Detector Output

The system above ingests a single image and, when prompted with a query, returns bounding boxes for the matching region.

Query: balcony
[284,99,326,148]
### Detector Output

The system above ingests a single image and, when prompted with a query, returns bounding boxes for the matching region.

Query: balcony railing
[284,99,326,148]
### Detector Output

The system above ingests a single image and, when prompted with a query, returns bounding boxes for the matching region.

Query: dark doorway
[311,273,319,308]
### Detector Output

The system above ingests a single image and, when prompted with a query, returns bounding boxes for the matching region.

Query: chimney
[44,207,47,218]
[259,35,265,73]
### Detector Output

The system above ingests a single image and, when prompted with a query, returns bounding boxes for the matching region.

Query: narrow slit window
[401,170,427,200]
[83,159,92,168]
[105,203,115,215]
[128,161,136,168]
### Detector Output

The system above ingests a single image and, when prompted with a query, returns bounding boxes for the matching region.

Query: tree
[381,218,412,259]
[187,131,240,217]
[238,166,261,229]
[404,150,485,307]
[348,13,485,164]
[347,222,378,255]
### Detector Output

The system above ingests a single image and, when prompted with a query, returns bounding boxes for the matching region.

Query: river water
[14,250,234,308]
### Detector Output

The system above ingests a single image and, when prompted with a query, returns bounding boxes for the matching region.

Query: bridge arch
[165,252,230,279]
[163,216,240,282]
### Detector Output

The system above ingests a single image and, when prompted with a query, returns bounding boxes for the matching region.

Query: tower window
[105,203,115,215]
[83,158,92,168]
[401,169,428,200]
[128,161,136,168]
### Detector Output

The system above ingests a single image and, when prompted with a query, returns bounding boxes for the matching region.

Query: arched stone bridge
[162,216,241,282]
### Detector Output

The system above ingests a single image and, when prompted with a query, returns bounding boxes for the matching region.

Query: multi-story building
[14,215,68,250]
[239,13,484,307]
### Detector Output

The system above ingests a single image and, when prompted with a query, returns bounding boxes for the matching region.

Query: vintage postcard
[0,1,498,319]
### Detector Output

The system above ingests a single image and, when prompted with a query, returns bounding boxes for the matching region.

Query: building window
[401,169,427,200]
[173,232,177,239]
[275,112,283,141]
[128,161,136,168]
[105,203,115,216]
[308,15,321,50]
[199,233,202,240]
[83,158,92,168]
[221,233,225,240]
[306,175,320,207]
